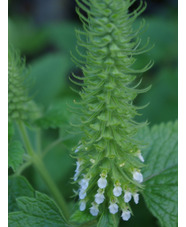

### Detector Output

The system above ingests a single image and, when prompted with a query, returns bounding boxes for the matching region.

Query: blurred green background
[8,0,177,226]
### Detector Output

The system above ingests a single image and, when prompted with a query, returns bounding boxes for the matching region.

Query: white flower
[74,160,82,181]
[113,186,122,197]
[76,160,81,170]
[75,145,81,153]
[79,200,86,211]
[74,172,78,181]
[133,171,143,183]
[138,153,144,162]
[79,189,86,199]
[90,204,99,216]
[124,191,132,203]
[121,210,131,221]
[79,178,89,190]
[98,177,107,189]
[95,193,105,204]
[133,193,139,204]
[109,203,119,214]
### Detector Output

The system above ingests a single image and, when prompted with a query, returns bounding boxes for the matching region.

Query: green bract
[73,0,153,220]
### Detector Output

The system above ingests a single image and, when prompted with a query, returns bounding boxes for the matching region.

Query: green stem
[17,121,70,221]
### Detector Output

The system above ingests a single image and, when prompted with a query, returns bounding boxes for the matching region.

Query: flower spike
[73,0,151,220]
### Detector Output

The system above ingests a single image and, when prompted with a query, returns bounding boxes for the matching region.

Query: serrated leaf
[97,211,119,227]
[8,140,25,171]
[70,206,96,225]
[9,191,68,227]
[136,121,178,227]
[8,176,35,212]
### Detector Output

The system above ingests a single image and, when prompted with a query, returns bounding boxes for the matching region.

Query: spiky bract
[72,0,152,219]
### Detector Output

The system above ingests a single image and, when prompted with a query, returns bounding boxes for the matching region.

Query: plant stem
[17,121,69,221]
[33,155,70,221]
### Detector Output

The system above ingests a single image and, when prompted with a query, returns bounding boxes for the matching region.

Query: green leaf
[9,191,68,227]
[97,211,119,227]
[8,18,48,55]
[70,206,96,225]
[8,176,35,212]
[29,53,73,106]
[8,121,14,142]
[8,140,25,171]
[35,98,74,129]
[137,121,178,227]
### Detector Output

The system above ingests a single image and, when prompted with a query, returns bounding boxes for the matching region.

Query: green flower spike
[72,0,152,221]
[8,47,38,122]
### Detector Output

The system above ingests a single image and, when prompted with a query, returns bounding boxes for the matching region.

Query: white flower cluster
[78,170,142,221]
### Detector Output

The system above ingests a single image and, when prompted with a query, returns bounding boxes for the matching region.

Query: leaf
[8,140,25,171]
[8,176,35,212]
[8,121,14,142]
[35,98,74,129]
[8,18,48,54]
[70,206,96,225]
[97,211,119,227]
[29,53,73,105]
[136,121,178,227]
[9,191,68,227]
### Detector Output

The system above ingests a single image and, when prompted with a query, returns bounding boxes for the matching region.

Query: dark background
[8,0,178,226]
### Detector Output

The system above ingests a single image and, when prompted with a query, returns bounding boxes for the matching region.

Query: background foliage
[8,0,177,226]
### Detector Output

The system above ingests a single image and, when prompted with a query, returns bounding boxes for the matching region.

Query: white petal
[113,186,122,197]
[95,193,105,204]
[124,191,132,203]
[98,177,107,189]
[79,178,89,190]
[74,172,78,181]
[109,203,119,214]
[79,201,86,211]
[138,153,144,162]
[133,171,143,183]
[121,210,131,221]
[76,161,81,170]
[133,193,139,204]
[90,206,99,216]
[79,189,86,199]
[75,145,81,153]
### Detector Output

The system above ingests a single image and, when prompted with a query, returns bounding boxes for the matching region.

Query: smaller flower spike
[95,192,105,204]
[79,200,86,211]
[90,203,99,216]
[98,175,107,189]
[113,185,122,197]
[109,202,119,214]
[124,191,132,203]
[121,210,131,221]
[133,193,139,204]
[133,171,143,183]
